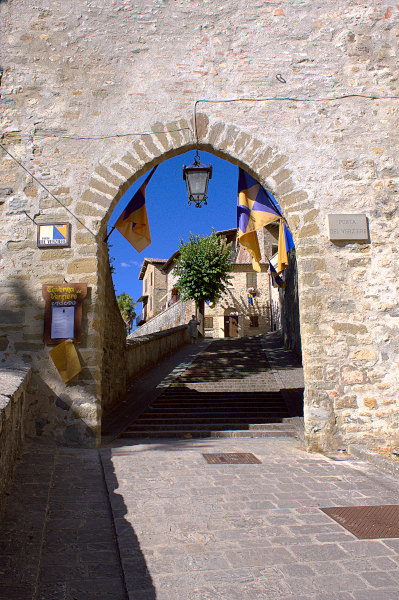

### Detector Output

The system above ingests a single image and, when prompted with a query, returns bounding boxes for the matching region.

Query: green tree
[107,242,115,274]
[117,292,136,334]
[173,230,233,334]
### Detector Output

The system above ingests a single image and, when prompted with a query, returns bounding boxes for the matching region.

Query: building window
[272,244,278,256]
[150,297,152,312]
[249,316,259,328]
[145,278,147,293]
[204,317,213,329]
[246,272,257,288]
[151,272,153,286]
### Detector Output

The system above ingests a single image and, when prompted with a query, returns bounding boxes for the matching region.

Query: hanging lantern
[183,151,212,208]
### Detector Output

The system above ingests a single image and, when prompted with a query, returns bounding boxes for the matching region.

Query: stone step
[159,389,281,394]
[152,396,284,403]
[147,403,287,409]
[125,423,296,432]
[145,409,289,417]
[133,417,293,425]
[120,429,297,439]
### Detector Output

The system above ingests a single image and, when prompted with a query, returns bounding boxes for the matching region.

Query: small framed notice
[37,223,71,248]
[51,305,75,339]
[42,283,87,344]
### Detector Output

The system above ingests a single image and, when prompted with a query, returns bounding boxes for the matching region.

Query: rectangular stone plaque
[328,214,369,241]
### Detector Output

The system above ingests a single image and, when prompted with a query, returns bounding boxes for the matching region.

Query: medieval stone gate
[1,1,398,451]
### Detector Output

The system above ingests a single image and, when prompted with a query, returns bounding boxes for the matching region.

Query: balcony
[136,313,146,327]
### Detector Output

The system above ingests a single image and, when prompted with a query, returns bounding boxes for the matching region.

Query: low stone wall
[0,366,31,519]
[101,260,129,414]
[126,325,190,381]
[130,300,193,338]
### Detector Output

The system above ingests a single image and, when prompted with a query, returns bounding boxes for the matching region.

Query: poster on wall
[50,305,75,339]
[42,283,87,345]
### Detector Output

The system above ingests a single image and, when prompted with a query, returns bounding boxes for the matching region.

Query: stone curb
[349,444,399,479]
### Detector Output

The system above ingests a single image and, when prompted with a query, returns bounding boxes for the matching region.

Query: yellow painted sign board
[49,339,82,383]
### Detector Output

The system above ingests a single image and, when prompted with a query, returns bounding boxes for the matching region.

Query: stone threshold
[349,444,399,479]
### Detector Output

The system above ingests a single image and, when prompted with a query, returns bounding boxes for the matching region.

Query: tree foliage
[117,292,136,333]
[173,230,233,306]
[107,242,116,274]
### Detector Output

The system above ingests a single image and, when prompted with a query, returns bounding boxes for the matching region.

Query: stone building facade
[137,258,167,324]
[0,1,398,450]
[133,227,279,339]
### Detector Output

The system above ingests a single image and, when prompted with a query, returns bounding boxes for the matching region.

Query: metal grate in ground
[321,504,399,539]
[202,452,261,464]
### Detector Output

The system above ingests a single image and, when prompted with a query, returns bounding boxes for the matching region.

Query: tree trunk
[197,299,205,337]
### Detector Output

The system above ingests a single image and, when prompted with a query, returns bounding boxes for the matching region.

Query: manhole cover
[321,505,399,539]
[202,453,261,464]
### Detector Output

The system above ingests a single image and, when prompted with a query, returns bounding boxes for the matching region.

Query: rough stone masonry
[0,0,398,450]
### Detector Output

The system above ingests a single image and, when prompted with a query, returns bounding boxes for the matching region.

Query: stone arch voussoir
[83,117,327,450]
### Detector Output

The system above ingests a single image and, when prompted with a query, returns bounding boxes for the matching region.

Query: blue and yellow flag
[114,166,157,252]
[269,260,286,289]
[248,290,258,306]
[237,168,281,272]
[277,218,295,274]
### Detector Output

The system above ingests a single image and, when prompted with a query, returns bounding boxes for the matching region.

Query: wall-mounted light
[183,151,212,208]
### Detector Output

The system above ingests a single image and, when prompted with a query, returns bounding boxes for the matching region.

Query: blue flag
[269,260,286,289]
[114,166,157,252]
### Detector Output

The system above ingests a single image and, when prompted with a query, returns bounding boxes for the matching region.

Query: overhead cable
[0,143,96,237]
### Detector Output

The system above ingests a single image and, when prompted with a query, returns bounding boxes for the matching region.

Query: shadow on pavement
[0,441,156,600]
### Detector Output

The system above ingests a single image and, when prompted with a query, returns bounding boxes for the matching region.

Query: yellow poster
[49,339,82,383]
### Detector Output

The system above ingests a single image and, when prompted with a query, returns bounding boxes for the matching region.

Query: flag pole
[103,224,116,244]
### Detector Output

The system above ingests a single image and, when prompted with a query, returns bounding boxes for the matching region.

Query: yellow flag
[49,339,82,383]
[237,168,280,272]
[278,218,289,274]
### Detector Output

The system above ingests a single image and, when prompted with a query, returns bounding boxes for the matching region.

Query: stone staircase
[120,337,298,439]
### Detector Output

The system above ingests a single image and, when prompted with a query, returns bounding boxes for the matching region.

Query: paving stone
[290,543,349,562]
[2,338,399,599]
[360,570,399,588]
[352,590,399,600]
[315,573,368,592]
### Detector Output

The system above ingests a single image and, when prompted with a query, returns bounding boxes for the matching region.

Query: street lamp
[183,151,212,208]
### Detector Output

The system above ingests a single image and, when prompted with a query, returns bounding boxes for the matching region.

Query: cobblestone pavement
[0,442,127,600]
[104,437,399,600]
[1,335,399,599]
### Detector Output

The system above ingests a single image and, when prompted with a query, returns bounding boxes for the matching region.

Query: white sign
[51,306,75,339]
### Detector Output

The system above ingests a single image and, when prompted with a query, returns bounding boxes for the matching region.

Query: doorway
[224,315,239,338]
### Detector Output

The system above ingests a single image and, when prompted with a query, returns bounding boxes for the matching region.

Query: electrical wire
[193,94,399,144]
[0,143,96,237]
[2,92,398,235]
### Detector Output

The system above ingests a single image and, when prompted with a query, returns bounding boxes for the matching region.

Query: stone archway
[81,118,327,450]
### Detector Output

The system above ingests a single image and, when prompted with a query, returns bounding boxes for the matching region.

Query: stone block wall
[101,256,128,416]
[126,326,190,381]
[1,1,398,450]
[0,366,31,518]
[130,300,193,338]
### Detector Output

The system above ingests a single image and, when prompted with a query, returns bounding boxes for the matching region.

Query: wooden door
[230,315,238,337]
[224,316,238,337]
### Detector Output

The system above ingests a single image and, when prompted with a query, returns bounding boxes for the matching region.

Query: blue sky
[107,151,238,313]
